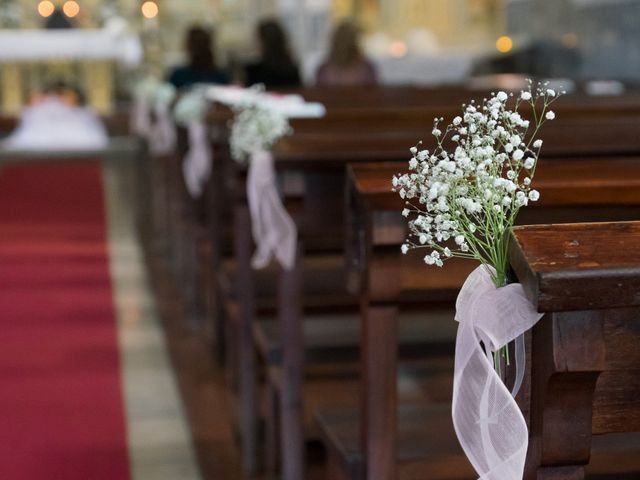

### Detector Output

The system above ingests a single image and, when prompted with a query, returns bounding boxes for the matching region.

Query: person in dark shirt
[244,20,301,89]
[168,26,229,89]
[45,8,75,29]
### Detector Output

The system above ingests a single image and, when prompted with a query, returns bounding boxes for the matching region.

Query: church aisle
[0,161,131,479]
[103,160,201,480]
[0,160,200,480]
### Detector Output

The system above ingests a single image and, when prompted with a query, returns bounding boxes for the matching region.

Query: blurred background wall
[0,0,639,83]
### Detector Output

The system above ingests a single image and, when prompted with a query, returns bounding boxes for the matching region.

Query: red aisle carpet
[0,162,130,479]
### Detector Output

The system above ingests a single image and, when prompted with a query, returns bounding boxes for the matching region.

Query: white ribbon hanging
[246,150,297,270]
[182,120,212,198]
[453,265,543,480]
[131,95,151,137]
[149,102,176,155]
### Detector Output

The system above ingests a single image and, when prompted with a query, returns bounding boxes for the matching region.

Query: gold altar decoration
[0,29,141,115]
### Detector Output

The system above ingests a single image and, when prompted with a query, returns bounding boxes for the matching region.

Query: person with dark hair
[45,8,75,29]
[168,26,229,89]
[244,20,301,89]
[316,21,377,86]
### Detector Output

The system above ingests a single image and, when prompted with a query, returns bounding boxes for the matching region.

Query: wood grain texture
[193,87,640,480]
[509,221,640,312]
[510,221,640,479]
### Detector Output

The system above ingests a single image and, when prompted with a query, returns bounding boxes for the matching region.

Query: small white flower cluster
[173,86,209,127]
[133,76,176,110]
[154,83,177,110]
[393,80,562,280]
[229,85,292,162]
[133,76,162,101]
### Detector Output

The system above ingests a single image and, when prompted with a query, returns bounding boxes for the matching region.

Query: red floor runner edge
[0,161,131,480]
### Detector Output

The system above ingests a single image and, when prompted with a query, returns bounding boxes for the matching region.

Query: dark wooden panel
[509,222,640,312]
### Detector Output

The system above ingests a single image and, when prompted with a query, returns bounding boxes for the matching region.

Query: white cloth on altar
[372,52,474,86]
[0,29,142,66]
[453,266,543,480]
[2,97,109,151]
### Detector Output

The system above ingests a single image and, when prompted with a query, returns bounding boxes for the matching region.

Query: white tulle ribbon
[246,150,297,270]
[149,102,176,155]
[182,120,212,198]
[453,265,543,480]
[131,95,152,137]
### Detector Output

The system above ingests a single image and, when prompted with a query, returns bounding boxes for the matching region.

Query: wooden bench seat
[317,404,476,480]
[219,253,356,313]
[192,88,640,478]
[317,406,640,480]
[254,308,458,365]
[266,357,457,478]
[268,357,455,433]
[329,158,640,480]
[293,84,640,115]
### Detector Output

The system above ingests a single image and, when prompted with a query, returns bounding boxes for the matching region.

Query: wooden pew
[317,159,640,480]
[293,84,640,114]
[219,149,640,478]
[194,89,640,478]
[220,137,402,477]
[508,221,640,480]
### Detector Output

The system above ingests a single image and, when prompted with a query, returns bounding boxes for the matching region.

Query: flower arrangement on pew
[173,86,212,198]
[227,85,297,270]
[393,81,561,291]
[393,80,564,480]
[206,83,323,270]
[131,75,177,154]
[131,76,161,136]
[229,88,292,162]
[173,85,209,127]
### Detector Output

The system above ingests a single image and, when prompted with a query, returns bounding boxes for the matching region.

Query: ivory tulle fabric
[246,150,297,270]
[3,97,108,151]
[131,95,151,137]
[453,266,543,480]
[182,121,212,198]
[148,102,176,155]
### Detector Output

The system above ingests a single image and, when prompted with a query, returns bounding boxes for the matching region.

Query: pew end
[508,221,640,480]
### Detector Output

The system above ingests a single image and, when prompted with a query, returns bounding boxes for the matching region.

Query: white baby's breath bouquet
[229,85,292,162]
[173,85,209,126]
[394,81,562,289]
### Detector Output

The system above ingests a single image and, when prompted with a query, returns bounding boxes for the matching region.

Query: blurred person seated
[45,7,75,29]
[168,26,229,89]
[316,21,377,86]
[2,81,108,151]
[29,80,85,107]
[244,19,301,89]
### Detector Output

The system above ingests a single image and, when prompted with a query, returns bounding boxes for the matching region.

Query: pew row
[158,88,640,479]
[314,159,640,480]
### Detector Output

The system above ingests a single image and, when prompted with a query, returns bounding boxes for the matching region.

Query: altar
[0,29,142,115]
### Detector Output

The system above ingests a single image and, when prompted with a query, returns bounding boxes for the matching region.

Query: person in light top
[315,21,377,87]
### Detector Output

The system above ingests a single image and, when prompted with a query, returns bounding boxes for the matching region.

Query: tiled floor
[103,161,202,480]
